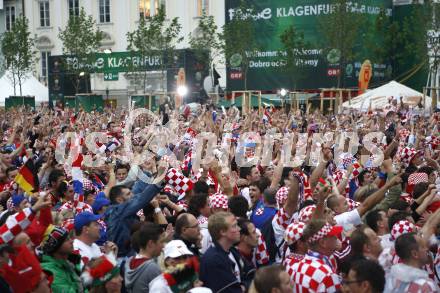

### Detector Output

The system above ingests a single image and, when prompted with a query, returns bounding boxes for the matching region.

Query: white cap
[163,240,193,259]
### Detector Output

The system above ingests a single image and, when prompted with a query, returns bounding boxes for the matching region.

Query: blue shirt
[250,201,277,230]
[200,243,243,293]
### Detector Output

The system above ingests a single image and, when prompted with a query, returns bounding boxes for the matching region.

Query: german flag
[14,160,39,194]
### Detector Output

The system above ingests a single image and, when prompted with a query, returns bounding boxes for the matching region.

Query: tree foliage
[1,16,37,96]
[59,7,103,93]
[318,0,366,87]
[222,0,258,91]
[189,11,224,71]
[127,8,182,93]
[280,25,308,90]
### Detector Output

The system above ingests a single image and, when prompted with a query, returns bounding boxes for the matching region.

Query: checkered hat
[391,220,417,240]
[406,172,429,194]
[352,161,363,178]
[298,205,316,223]
[400,147,420,167]
[307,222,343,244]
[284,221,306,245]
[165,168,194,197]
[209,193,228,210]
[408,172,429,186]
[276,187,289,209]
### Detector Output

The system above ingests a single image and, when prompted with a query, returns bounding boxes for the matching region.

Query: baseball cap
[163,240,193,259]
[92,197,111,213]
[74,212,102,231]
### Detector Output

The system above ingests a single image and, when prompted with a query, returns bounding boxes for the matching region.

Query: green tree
[279,25,308,90]
[420,1,440,107]
[127,8,182,94]
[189,11,224,90]
[318,0,366,87]
[1,16,37,96]
[222,0,258,91]
[58,7,103,94]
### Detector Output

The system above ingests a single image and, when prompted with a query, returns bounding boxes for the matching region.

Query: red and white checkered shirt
[284,253,305,278]
[0,208,35,245]
[290,253,342,292]
[58,201,93,215]
[254,228,269,266]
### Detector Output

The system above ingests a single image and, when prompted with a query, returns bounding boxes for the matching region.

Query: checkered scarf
[307,223,334,244]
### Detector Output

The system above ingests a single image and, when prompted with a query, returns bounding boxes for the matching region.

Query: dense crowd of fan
[0,98,439,293]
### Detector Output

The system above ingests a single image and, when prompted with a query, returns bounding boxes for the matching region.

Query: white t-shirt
[73,239,102,264]
[149,275,173,293]
[334,208,362,231]
[200,225,213,254]
[272,208,297,264]
[380,234,393,250]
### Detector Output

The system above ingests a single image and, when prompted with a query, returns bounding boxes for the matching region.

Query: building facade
[24,0,226,104]
[0,0,24,77]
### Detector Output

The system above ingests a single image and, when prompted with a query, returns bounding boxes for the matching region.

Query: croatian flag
[71,154,84,204]
[263,108,272,125]
[183,127,197,145]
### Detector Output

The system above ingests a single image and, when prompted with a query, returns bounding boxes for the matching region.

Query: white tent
[0,71,49,106]
[342,81,431,112]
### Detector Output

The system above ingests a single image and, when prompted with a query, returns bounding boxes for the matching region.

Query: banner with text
[225,0,393,91]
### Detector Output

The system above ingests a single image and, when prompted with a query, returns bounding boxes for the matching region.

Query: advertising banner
[225,0,393,91]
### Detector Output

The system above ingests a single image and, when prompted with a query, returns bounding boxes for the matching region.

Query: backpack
[259,215,285,264]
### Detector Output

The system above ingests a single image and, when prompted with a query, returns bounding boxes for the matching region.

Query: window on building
[197,0,209,16]
[5,5,15,31]
[156,0,166,14]
[99,0,111,23]
[69,0,79,16]
[41,51,51,84]
[139,0,151,18]
[139,0,165,19]
[39,1,50,27]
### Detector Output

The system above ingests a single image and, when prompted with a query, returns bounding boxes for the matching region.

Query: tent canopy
[0,71,49,106]
[342,81,430,112]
